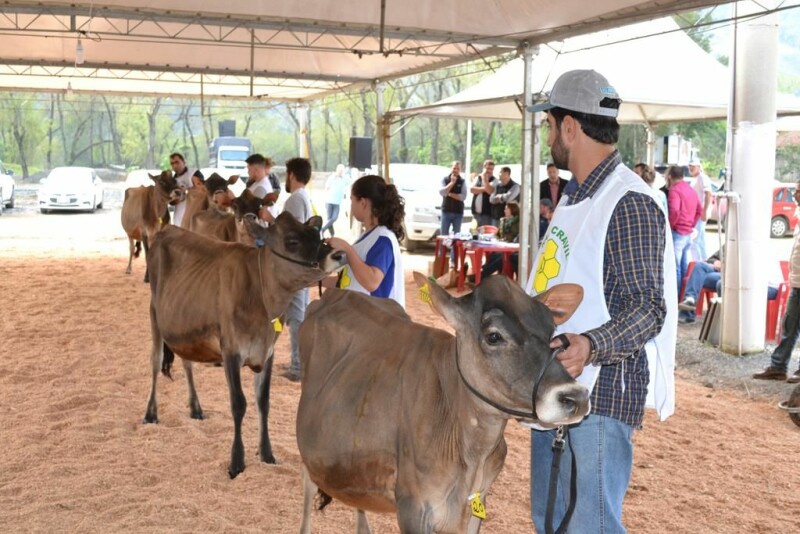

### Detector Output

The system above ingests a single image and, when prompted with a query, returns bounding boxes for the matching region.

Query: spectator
[753,182,800,384]
[476,201,520,281]
[246,154,279,223]
[489,166,520,226]
[439,161,467,266]
[539,162,568,207]
[667,164,702,288]
[275,157,314,382]
[320,163,348,237]
[470,160,495,227]
[688,158,712,260]
[539,198,554,241]
[634,162,668,214]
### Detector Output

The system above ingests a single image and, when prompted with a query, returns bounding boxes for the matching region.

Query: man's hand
[549,333,592,378]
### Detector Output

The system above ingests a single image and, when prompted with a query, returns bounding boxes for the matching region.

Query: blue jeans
[440,211,463,265]
[286,288,309,374]
[672,231,693,289]
[771,287,800,373]
[531,415,633,534]
[320,203,340,237]
[475,212,493,228]
[694,219,707,260]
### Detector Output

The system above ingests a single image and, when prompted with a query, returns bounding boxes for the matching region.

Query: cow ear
[306,215,323,231]
[149,173,159,182]
[244,217,271,245]
[534,283,583,325]
[413,271,460,324]
[228,175,240,185]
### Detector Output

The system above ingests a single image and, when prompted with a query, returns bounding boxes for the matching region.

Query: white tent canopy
[0,1,727,100]
[390,17,800,123]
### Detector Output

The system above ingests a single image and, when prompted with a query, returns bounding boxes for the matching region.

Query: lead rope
[545,425,577,534]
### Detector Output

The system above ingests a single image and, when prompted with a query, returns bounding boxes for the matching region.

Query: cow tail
[315,489,333,511]
[161,343,175,380]
[133,240,142,258]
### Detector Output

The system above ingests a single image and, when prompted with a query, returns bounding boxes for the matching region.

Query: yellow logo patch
[533,239,561,293]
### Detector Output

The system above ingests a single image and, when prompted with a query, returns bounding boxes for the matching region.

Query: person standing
[272,157,315,382]
[320,163,348,237]
[440,161,467,266]
[470,160,495,227]
[753,182,800,384]
[246,154,279,224]
[326,175,405,307]
[688,158,712,260]
[169,152,204,227]
[666,164,702,288]
[634,162,668,214]
[539,162,569,207]
[526,69,676,534]
[489,166,520,226]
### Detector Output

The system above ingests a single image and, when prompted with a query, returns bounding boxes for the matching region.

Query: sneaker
[752,367,787,381]
[678,315,695,325]
[678,297,696,311]
[787,369,800,384]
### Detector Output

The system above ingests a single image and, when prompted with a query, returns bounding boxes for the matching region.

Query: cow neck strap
[454,333,570,421]
[257,238,321,269]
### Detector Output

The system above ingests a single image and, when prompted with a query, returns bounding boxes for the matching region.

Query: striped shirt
[567,151,667,428]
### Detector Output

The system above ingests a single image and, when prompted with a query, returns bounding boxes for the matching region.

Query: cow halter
[454,333,571,421]
[255,238,321,269]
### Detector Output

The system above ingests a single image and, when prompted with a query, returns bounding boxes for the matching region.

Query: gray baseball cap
[528,70,622,118]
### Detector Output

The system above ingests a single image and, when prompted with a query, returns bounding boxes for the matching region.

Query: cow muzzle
[168,189,182,205]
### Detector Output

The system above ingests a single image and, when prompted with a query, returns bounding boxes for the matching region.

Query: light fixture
[75,38,85,65]
[66,82,73,97]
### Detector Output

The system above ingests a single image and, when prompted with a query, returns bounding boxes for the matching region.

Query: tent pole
[519,42,539,288]
[298,104,310,159]
[720,0,779,355]
[465,119,473,183]
[375,81,387,178]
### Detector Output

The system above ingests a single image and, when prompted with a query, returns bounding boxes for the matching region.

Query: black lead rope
[544,333,577,534]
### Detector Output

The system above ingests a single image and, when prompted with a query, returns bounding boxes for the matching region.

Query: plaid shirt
[566,151,667,428]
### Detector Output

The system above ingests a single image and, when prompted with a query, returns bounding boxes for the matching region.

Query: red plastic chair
[766,260,790,342]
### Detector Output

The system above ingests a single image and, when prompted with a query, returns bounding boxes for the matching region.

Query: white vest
[339,226,405,309]
[172,167,198,227]
[526,163,677,421]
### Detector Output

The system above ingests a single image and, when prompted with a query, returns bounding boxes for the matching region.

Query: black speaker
[349,137,373,170]
[218,120,236,137]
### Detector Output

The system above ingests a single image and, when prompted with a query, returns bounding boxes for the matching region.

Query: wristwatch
[581,333,598,365]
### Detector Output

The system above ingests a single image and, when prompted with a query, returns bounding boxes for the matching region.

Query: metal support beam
[519,43,539,288]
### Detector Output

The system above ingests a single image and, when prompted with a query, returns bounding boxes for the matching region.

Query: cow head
[232,189,265,246]
[149,171,182,205]
[416,272,589,426]
[204,173,239,210]
[246,212,345,282]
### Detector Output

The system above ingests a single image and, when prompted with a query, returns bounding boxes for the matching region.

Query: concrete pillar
[519,43,539,287]
[720,0,779,354]
[297,104,310,159]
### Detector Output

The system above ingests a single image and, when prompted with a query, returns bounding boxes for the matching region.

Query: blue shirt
[358,229,396,299]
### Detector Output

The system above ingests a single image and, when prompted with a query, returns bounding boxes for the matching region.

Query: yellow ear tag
[418,280,433,305]
[272,318,283,333]
[157,217,163,225]
[469,492,486,520]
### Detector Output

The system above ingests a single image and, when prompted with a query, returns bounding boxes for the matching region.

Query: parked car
[707,180,798,238]
[38,167,105,213]
[386,164,473,251]
[0,160,15,209]
[124,169,161,189]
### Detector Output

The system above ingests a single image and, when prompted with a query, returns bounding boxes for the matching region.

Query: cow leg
[299,465,317,534]
[143,308,163,424]
[125,237,135,275]
[182,359,204,420]
[355,510,371,534]
[396,497,433,534]
[254,347,276,464]
[142,235,150,284]
[223,355,247,479]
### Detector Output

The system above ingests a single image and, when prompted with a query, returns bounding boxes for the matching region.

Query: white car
[38,167,105,213]
[124,169,161,189]
[0,160,15,209]
[387,163,473,251]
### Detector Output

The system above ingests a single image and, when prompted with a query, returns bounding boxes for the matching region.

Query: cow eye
[485,331,504,345]
[285,238,301,249]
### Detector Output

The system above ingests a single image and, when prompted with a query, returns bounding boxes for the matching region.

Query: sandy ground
[0,197,798,533]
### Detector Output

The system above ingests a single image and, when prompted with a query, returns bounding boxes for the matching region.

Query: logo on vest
[533,239,561,293]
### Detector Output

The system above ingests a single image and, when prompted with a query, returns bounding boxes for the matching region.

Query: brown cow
[297,273,588,533]
[120,171,181,282]
[181,173,239,230]
[189,188,264,245]
[143,213,345,478]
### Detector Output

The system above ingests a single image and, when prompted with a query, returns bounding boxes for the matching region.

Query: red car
[709,182,798,238]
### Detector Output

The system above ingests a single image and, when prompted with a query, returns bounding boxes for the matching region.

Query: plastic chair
[476,225,498,235]
[681,261,715,316]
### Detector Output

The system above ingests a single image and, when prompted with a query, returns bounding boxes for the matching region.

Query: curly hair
[351,175,406,241]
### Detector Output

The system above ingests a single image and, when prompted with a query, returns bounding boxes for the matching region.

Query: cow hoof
[260,453,276,465]
[190,411,205,421]
[142,415,158,424]
[228,465,245,479]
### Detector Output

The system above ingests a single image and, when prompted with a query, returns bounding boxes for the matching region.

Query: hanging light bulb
[75,38,85,65]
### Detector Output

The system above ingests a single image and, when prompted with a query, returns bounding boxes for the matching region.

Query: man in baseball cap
[525,70,676,534]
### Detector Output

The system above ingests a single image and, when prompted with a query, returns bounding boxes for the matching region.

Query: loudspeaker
[218,120,236,137]
[349,137,373,170]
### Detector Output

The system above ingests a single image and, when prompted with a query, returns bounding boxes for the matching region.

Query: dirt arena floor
[0,205,798,533]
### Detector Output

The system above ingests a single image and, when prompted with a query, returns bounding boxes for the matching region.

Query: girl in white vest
[326,175,405,308]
